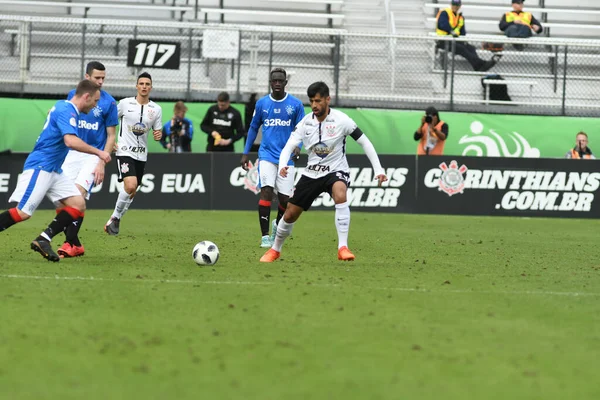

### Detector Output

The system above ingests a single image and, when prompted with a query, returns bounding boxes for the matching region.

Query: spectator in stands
[499,0,543,51]
[414,106,449,156]
[200,91,245,152]
[565,131,595,159]
[436,0,499,72]
[161,101,193,153]
[244,92,261,152]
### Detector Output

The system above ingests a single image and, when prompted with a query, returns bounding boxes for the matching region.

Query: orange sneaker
[337,246,355,261]
[57,242,85,258]
[260,248,281,263]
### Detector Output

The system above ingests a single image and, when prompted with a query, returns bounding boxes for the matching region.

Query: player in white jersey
[260,81,388,263]
[104,72,163,235]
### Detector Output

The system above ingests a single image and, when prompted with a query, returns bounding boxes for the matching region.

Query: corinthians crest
[243,159,260,194]
[438,160,468,196]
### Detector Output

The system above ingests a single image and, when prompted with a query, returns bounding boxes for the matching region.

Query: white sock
[122,196,135,217]
[40,232,51,241]
[335,201,350,249]
[112,191,132,219]
[272,219,294,252]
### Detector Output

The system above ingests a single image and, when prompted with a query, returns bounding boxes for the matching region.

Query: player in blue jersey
[240,68,305,248]
[58,61,118,258]
[0,80,111,262]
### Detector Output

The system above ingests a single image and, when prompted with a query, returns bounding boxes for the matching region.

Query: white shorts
[258,160,294,196]
[61,150,100,200]
[8,169,81,216]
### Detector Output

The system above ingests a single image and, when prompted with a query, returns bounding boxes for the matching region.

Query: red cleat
[337,246,355,261]
[57,242,85,258]
[260,248,281,263]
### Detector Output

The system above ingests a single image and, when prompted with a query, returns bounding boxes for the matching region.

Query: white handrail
[384,0,390,33]
[423,3,600,16]
[1,14,599,45]
[200,8,345,20]
[0,14,348,35]
[425,17,600,31]
[0,0,194,12]
[263,0,344,4]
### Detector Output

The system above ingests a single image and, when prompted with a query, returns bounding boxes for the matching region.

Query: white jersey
[116,97,162,162]
[287,109,358,179]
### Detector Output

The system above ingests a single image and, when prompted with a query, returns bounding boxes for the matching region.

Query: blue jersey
[67,89,118,150]
[24,100,79,173]
[244,93,305,165]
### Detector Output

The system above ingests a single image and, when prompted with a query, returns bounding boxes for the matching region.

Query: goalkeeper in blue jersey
[240,68,305,248]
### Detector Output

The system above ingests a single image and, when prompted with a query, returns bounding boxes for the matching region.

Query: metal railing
[0,14,599,117]
[0,0,344,26]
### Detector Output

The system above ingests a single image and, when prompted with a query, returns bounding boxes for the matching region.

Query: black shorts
[289,171,350,211]
[116,156,146,184]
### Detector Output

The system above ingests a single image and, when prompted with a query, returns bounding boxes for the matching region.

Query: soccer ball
[192,241,220,266]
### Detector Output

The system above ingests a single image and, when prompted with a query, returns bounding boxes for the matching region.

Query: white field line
[0,274,275,286]
[1,274,598,297]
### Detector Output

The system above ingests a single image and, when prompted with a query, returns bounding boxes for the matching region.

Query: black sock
[38,210,75,241]
[276,203,286,225]
[0,209,18,232]
[65,216,84,247]
[258,200,271,236]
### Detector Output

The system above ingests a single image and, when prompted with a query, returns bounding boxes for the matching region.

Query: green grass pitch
[1,210,599,400]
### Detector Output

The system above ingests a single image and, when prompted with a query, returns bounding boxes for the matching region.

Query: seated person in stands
[436,0,499,72]
[499,0,543,50]
[565,131,595,159]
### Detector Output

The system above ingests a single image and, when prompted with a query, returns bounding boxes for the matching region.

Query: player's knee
[283,206,301,223]
[283,213,298,224]
[124,184,137,196]
[72,197,86,212]
[16,209,31,221]
[331,187,348,203]
[62,196,86,213]
[260,187,273,200]
[333,194,347,204]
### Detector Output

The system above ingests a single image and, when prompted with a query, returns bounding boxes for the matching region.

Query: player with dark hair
[260,81,387,263]
[0,80,111,261]
[104,72,162,235]
[240,68,305,247]
[200,91,245,152]
[58,61,118,258]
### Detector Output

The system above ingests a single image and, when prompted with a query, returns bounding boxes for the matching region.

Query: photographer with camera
[414,106,449,156]
[161,101,193,153]
[565,131,595,159]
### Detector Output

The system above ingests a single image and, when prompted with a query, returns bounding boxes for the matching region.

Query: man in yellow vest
[436,0,499,71]
[499,0,543,50]
[565,132,595,159]
[414,106,449,156]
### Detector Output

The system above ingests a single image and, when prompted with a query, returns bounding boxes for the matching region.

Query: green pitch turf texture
[1,210,599,400]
